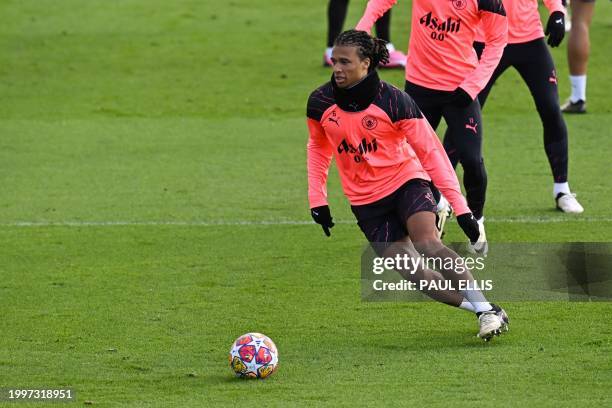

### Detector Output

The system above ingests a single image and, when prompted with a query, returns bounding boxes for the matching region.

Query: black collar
[331,71,381,112]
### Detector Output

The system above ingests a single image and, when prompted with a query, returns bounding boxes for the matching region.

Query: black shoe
[561,99,587,114]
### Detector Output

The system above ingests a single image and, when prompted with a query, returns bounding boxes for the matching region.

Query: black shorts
[351,178,437,244]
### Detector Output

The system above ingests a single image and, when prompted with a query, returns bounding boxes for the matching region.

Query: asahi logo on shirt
[337,138,378,163]
[419,12,461,41]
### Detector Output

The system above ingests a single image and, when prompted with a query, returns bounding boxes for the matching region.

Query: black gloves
[545,11,565,47]
[457,213,488,255]
[449,87,473,108]
[311,205,334,237]
[456,213,480,243]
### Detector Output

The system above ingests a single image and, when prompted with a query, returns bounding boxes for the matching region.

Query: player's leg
[442,100,487,221]
[375,10,406,68]
[352,192,465,307]
[472,42,512,109]
[443,43,509,170]
[405,82,449,236]
[374,10,390,41]
[404,81,444,131]
[325,0,350,66]
[514,38,583,213]
[404,209,507,340]
[562,0,595,113]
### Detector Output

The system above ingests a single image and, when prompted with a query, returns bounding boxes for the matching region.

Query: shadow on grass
[201,373,278,386]
[378,329,511,351]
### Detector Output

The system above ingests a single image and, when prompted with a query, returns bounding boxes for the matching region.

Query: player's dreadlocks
[334,29,390,71]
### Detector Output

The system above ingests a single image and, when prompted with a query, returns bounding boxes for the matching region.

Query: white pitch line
[1,216,612,227]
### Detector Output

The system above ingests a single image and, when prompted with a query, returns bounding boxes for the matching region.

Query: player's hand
[457,213,488,255]
[449,87,473,108]
[311,205,334,237]
[457,213,480,242]
[545,11,565,47]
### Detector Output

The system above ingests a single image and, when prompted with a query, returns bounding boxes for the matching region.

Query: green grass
[0,0,611,406]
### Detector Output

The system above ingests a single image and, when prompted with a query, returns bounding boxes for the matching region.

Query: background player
[466,0,584,213]
[324,0,406,68]
[356,0,508,238]
[307,30,508,341]
[561,0,596,113]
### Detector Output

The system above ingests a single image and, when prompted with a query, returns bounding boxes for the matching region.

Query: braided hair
[333,29,390,71]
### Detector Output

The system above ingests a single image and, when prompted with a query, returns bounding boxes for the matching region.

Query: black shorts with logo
[351,178,437,244]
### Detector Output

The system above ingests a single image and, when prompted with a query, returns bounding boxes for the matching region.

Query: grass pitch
[0,1,611,406]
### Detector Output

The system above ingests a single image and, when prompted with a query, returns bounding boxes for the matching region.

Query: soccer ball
[229,332,278,379]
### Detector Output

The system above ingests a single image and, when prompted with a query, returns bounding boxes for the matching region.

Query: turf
[0,0,611,406]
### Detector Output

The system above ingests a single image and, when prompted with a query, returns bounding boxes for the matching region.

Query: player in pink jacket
[307,30,509,341]
[467,0,584,213]
[356,0,508,233]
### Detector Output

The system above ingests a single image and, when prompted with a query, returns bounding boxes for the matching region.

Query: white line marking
[1,216,611,227]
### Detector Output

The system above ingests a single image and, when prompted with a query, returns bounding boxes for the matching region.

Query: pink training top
[356,0,508,99]
[306,76,470,216]
[475,0,565,44]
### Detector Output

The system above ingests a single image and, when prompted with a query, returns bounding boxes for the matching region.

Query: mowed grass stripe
[2,216,612,227]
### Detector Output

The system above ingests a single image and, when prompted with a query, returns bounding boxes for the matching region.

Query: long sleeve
[397,117,470,216]
[355,0,397,33]
[543,0,565,15]
[459,1,507,99]
[307,118,334,208]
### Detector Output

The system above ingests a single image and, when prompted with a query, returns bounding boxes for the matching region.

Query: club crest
[362,115,378,130]
[450,0,467,10]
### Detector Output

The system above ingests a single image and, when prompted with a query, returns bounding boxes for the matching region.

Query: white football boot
[435,195,452,239]
[467,217,488,255]
[490,303,509,333]
[556,193,584,214]
[477,311,503,342]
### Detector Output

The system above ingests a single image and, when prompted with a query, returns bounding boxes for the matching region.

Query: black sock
[462,158,487,220]
[543,119,568,183]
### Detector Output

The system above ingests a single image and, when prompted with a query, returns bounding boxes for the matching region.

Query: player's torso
[503,0,544,42]
[407,0,481,89]
[320,105,413,169]
[410,0,479,50]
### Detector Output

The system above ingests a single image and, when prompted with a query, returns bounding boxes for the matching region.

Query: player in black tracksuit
[443,0,584,213]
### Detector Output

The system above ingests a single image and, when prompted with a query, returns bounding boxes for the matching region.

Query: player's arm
[399,116,484,246]
[398,117,470,217]
[355,0,398,33]
[458,0,507,100]
[307,118,333,209]
[307,118,335,236]
[543,0,566,47]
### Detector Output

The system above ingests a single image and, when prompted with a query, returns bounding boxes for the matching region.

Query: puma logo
[328,117,340,126]
[465,122,478,134]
